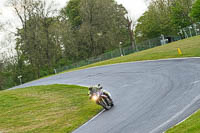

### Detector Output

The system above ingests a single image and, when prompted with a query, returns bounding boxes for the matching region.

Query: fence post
[161,34,165,45]
[18,75,22,85]
[111,51,113,58]
[188,26,193,37]
[193,24,198,36]
[149,40,151,48]
[119,42,123,56]
[183,29,188,38]
[54,69,57,74]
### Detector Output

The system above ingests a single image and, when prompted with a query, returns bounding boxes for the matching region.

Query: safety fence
[55,22,200,73]
[55,37,170,73]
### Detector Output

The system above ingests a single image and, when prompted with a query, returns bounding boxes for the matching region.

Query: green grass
[63,35,200,73]
[0,84,102,133]
[166,110,200,133]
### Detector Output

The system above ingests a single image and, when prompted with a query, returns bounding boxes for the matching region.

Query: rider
[88,84,113,104]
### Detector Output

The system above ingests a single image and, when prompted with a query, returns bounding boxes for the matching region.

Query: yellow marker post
[177,48,182,55]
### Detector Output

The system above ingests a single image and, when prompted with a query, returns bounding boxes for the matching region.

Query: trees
[0,60,4,90]
[135,0,174,41]
[190,0,200,21]
[170,0,193,29]
[9,0,128,83]
[0,56,16,90]
[61,0,82,29]
[61,0,130,59]
[10,0,63,80]
[0,11,3,30]
[0,0,133,89]
[135,0,193,42]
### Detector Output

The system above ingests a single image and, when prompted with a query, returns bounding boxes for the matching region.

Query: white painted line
[73,109,105,132]
[174,109,199,126]
[162,109,200,133]
[150,94,200,133]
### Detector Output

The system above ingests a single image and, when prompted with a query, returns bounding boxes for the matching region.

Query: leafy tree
[61,0,82,29]
[0,58,16,90]
[1,0,133,89]
[190,0,200,21]
[13,0,63,79]
[135,0,174,42]
[61,0,130,59]
[170,0,193,29]
[0,61,4,90]
[135,0,193,42]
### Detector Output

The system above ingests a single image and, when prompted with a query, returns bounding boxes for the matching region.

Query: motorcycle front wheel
[99,97,112,110]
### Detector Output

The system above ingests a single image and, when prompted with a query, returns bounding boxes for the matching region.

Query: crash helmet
[88,86,93,91]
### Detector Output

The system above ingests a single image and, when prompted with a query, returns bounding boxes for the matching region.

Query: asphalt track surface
[11,58,200,133]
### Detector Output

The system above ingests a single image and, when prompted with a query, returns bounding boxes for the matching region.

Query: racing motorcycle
[91,89,114,110]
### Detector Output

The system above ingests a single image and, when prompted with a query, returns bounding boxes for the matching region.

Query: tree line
[0,0,133,90]
[135,0,198,42]
[1,0,200,90]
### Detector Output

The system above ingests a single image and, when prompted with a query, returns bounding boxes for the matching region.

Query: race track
[11,58,200,133]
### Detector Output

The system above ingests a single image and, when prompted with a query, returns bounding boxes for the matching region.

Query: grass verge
[0,84,102,133]
[166,109,200,133]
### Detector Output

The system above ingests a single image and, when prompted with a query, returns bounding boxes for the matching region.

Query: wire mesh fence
[55,22,200,73]
[55,37,164,73]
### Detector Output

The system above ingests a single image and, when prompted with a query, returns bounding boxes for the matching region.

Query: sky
[0,0,148,56]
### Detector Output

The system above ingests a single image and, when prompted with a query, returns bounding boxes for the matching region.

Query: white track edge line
[73,109,105,132]
[150,94,200,133]
[162,109,200,133]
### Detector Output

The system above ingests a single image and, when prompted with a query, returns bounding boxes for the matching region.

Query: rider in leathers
[88,84,113,105]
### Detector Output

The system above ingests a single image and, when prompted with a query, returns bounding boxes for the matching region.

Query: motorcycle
[91,90,114,110]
